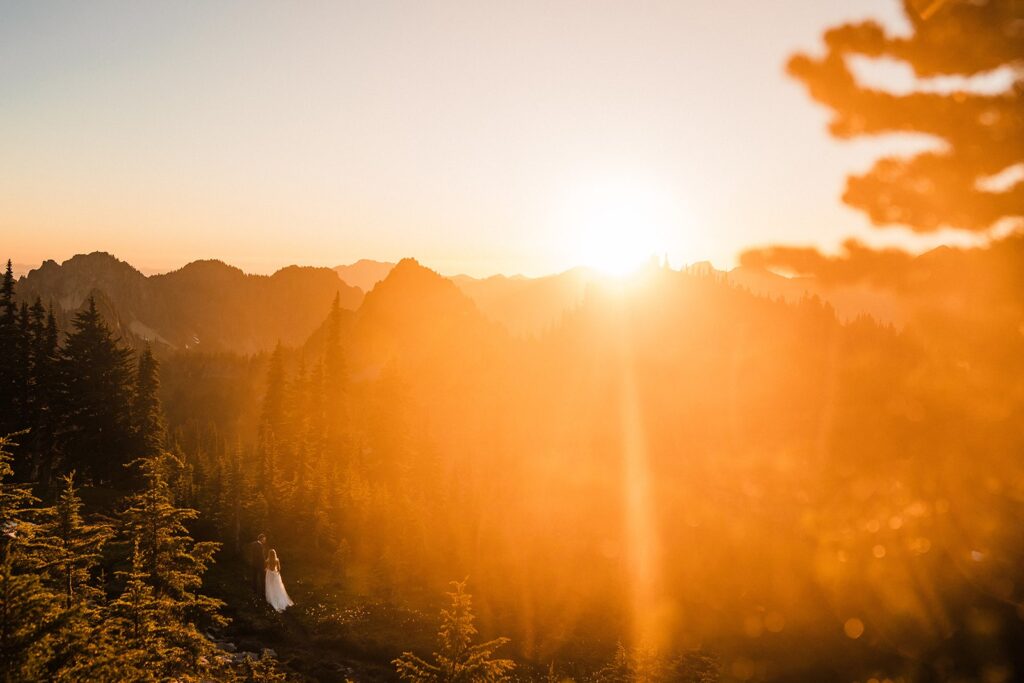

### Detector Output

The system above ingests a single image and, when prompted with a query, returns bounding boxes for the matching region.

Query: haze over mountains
[12,250,909,357]
[339,259,904,333]
[332,259,395,293]
[189,246,1021,677]
[5,238,1022,681]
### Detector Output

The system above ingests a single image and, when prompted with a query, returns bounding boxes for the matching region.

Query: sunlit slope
[304,257,1024,671]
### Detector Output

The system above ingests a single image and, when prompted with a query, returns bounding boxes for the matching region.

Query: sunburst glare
[556,176,684,276]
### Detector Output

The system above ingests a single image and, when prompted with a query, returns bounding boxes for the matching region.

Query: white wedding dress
[265,566,294,612]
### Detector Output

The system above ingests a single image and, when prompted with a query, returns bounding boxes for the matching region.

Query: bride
[264,549,294,612]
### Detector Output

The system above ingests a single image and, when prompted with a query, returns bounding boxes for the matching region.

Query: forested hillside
[3,240,1022,680]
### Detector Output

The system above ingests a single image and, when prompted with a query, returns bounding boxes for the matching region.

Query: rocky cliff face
[17,252,364,354]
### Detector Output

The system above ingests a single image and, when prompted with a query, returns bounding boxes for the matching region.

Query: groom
[248,532,268,599]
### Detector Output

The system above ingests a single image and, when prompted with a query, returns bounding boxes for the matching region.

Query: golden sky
[0,1,986,277]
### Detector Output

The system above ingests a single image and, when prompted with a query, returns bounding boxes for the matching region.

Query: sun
[558,177,681,276]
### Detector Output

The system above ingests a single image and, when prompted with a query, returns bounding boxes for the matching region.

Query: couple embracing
[248,532,294,612]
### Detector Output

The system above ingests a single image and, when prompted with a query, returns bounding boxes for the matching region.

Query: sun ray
[556,176,683,276]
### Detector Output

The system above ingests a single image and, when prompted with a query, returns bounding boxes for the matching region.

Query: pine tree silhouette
[132,344,167,458]
[0,435,72,682]
[56,297,135,485]
[393,579,515,682]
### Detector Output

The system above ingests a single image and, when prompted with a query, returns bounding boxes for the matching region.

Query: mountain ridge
[16,252,363,354]
[13,250,907,359]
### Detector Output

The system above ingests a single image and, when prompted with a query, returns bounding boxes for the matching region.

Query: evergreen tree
[235,651,288,683]
[106,539,195,679]
[28,472,121,681]
[591,644,720,683]
[393,580,515,683]
[284,353,309,456]
[259,343,288,443]
[238,651,289,682]
[27,298,48,359]
[786,0,1023,232]
[0,262,14,320]
[27,300,57,420]
[56,297,136,485]
[255,434,287,542]
[20,300,60,484]
[0,262,27,436]
[304,356,326,447]
[0,435,71,682]
[322,293,348,445]
[13,304,31,429]
[119,454,225,621]
[257,344,295,536]
[132,344,167,458]
[592,643,633,683]
[117,454,227,675]
[667,651,720,683]
[37,472,113,609]
[293,359,327,538]
[217,440,262,553]
[591,643,668,683]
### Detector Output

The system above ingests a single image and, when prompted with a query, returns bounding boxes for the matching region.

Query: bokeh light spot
[844,617,865,639]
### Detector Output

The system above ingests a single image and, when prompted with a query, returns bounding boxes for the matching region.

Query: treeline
[0,262,161,489]
[0,254,467,680]
[7,249,1023,681]
[0,437,266,681]
[0,260,288,681]
[174,294,445,596]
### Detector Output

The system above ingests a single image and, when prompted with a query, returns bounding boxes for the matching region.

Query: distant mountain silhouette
[16,252,363,354]
[13,251,907,358]
[333,259,395,292]
[450,268,597,337]
[451,262,903,337]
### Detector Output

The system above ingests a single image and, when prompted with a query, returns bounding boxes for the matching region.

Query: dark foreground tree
[57,297,136,484]
[0,263,28,437]
[0,435,70,682]
[21,298,61,480]
[133,344,167,458]
[393,579,515,683]
[787,0,1022,232]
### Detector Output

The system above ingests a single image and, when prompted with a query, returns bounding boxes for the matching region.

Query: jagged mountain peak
[61,251,141,272]
[362,258,468,310]
[385,257,441,281]
[25,251,145,284]
[354,257,489,346]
